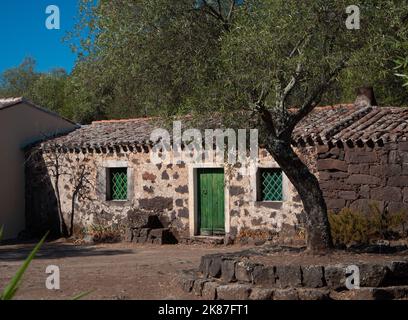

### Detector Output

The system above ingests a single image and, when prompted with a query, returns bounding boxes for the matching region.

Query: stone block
[178,271,196,293]
[138,197,173,211]
[348,164,369,174]
[235,261,257,283]
[346,174,381,186]
[370,186,402,202]
[192,278,208,296]
[324,264,347,289]
[388,176,408,188]
[339,191,358,200]
[297,288,330,300]
[216,284,252,300]
[387,202,408,214]
[317,159,348,172]
[273,288,299,300]
[350,199,384,214]
[249,288,274,300]
[403,188,408,203]
[221,259,236,282]
[386,261,408,285]
[346,151,377,164]
[199,255,212,277]
[208,255,222,278]
[202,281,219,300]
[252,265,276,286]
[359,263,390,287]
[301,266,325,288]
[370,164,401,177]
[275,265,302,288]
[326,199,346,210]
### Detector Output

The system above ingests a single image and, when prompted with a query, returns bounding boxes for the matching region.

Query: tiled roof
[41,104,408,150]
[293,105,408,146]
[42,118,156,149]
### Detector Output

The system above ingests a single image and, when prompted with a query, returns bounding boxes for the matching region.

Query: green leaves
[0,232,49,300]
[71,291,93,300]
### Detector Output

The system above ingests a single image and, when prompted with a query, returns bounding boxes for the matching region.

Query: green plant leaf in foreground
[71,291,93,300]
[0,232,49,300]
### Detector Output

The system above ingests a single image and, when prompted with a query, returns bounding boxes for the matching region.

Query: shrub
[87,224,121,243]
[329,205,408,246]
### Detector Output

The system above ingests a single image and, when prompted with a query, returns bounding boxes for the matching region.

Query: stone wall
[25,146,306,243]
[316,141,408,214]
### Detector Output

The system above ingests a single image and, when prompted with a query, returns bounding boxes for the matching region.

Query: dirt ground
[0,241,248,300]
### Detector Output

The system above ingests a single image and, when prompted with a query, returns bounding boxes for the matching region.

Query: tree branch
[226,0,236,21]
[283,55,350,137]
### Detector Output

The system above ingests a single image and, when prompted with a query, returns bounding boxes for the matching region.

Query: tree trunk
[265,136,333,252]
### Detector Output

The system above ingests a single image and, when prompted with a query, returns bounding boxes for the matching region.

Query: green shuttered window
[260,168,283,201]
[109,168,128,200]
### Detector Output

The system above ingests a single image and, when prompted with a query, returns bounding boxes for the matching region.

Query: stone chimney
[354,86,378,107]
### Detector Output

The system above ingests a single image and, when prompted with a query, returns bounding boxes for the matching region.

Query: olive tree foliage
[66,0,229,122]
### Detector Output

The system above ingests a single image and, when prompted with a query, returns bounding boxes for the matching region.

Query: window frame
[106,167,128,201]
[256,167,285,203]
[97,160,133,204]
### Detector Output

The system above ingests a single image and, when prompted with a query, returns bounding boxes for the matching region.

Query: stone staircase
[178,246,408,300]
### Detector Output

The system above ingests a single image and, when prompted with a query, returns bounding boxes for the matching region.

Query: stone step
[179,236,224,245]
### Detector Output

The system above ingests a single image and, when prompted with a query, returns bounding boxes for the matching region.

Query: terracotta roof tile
[41,104,408,150]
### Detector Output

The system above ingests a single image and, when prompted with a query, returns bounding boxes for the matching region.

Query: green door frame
[197,168,225,236]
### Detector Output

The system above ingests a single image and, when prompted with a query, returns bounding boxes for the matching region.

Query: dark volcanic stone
[127,209,163,229]
[273,288,299,300]
[359,263,390,287]
[235,261,257,282]
[217,284,252,300]
[252,265,276,286]
[302,265,325,288]
[139,197,173,211]
[177,208,189,218]
[249,288,273,300]
[275,265,302,288]
[324,264,347,290]
[208,255,223,278]
[175,185,188,194]
[229,186,245,196]
[221,259,237,282]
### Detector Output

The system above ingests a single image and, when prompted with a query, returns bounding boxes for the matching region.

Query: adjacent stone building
[25,103,408,244]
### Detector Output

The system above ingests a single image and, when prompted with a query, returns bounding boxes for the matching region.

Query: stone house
[24,103,408,243]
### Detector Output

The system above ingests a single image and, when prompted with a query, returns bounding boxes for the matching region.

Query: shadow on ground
[0,243,133,262]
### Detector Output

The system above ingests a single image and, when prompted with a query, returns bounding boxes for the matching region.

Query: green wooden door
[198,168,225,236]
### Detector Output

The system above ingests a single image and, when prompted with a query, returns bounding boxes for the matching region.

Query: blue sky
[0,0,79,74]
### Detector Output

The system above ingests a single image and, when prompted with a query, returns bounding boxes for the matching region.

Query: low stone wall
[316,141,408,214]
[179,245,408,300]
